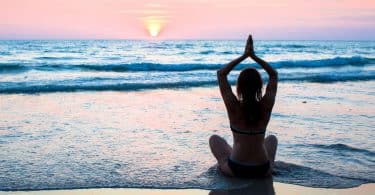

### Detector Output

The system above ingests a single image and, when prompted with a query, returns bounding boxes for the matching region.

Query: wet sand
[1,183,374,195]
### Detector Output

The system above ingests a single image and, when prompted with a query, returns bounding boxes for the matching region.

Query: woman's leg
[264,134,278,173]
[209,135,234,176]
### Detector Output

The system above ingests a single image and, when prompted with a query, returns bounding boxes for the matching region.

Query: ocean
[0,40,374,190]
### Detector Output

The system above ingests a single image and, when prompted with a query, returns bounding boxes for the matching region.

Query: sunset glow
[0,0,374,40]
[143,16,168,38]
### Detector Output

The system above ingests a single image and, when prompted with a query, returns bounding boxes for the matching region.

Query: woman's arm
[246,35,278,78]
[217,54,247,111]
[217,55,247,77]
[250,54,278,79]
[246,35,278,110]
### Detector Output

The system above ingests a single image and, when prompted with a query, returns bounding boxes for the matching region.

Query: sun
[147,22,161,37]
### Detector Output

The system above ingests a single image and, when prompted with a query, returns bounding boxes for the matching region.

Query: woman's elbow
[270,70,278,80]
[217,69,225,78]
[273,70,278,77]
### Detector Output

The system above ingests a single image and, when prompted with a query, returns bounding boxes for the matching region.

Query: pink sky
[0,0,374,40]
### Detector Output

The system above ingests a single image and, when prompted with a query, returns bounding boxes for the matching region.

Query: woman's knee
[266,134,278,145]
[209,134,222,146]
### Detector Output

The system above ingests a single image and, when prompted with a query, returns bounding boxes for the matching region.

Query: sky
[0,0,374,40]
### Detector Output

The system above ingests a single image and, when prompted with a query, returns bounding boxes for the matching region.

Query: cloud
[145,3,166,8]
[119,10,170,15]
[334,14,375,22]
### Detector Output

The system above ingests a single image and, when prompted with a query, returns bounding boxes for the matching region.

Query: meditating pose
[209,35,278,178]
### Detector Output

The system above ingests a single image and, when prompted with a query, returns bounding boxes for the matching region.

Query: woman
[209,35,278,178]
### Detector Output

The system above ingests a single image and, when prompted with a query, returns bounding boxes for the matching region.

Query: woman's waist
[231,143,268,163]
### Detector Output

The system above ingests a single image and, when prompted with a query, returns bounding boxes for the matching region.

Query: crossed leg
[264,134,278,175]
[209,135,234,176]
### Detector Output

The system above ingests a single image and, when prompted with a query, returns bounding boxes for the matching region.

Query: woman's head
[236,67,263,102]
[236,68,263,123]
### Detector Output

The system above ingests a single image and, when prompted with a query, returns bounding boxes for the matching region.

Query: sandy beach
[2,183,374,195]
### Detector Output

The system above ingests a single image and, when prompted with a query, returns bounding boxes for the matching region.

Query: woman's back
[229,99,272,163]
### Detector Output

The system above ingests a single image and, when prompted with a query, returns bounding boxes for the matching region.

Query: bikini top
[230,124,266,135]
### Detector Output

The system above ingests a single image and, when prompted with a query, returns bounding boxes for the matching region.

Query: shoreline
[1,183,374,195]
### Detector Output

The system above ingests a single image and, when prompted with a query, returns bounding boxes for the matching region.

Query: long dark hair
[236,68,263,124]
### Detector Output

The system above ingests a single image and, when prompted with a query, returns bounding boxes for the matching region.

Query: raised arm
[246,35,278,110]
[217,54,247,111]
[250,55,277,81]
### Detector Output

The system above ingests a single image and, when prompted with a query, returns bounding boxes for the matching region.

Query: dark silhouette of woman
[209,35,278,178]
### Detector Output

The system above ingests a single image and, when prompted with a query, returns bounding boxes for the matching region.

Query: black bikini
[230,125,266,135]
[227,125,270,178]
